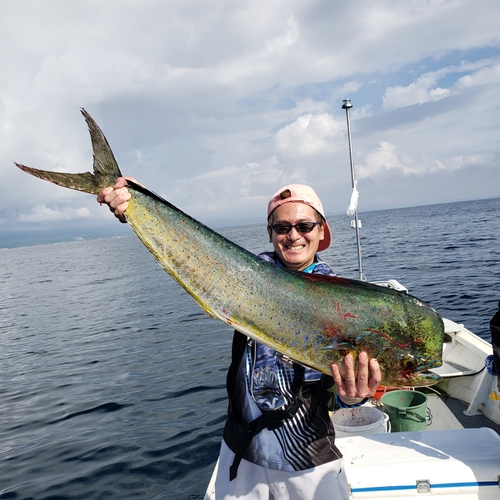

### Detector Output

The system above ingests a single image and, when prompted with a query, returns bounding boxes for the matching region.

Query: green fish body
[16,109,444,387]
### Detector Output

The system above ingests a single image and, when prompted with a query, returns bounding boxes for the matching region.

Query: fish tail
[15,108,122,195]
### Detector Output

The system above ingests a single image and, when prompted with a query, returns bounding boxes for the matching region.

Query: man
[98,181,381,500]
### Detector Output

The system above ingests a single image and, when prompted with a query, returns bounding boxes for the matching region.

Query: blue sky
[1,0,499,234]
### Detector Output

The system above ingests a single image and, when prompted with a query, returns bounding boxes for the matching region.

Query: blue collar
[301,262,318,274]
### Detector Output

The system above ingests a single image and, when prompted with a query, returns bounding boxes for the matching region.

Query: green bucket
[381,390,429,432]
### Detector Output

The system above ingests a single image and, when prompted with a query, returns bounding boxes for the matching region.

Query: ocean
[1,197,499,499]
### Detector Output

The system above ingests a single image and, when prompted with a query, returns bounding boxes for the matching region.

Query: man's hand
[330,352,381,405]
[97,176,136,223]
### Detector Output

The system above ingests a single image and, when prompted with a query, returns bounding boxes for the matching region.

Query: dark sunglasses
[269,221,320,235]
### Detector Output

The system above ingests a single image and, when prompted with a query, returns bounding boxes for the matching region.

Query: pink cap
[267,184,332,252]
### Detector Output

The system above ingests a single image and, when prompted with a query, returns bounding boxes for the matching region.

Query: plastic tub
[331,406,391,437]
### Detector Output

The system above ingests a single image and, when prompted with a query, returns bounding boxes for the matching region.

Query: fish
[15,109,444,387]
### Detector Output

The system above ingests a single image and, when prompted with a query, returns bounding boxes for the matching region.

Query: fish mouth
[398,369,442,387]
[400,355,442,375]
[414,370,441,382]
[380,363,442,388]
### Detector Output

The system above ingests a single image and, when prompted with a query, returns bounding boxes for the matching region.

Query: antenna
[342,99,365,281]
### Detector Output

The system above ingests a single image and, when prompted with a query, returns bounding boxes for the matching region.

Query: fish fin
[354,331,391,350]
[15,109,122,195]
[320,331,381,351]
[319,340,357,351]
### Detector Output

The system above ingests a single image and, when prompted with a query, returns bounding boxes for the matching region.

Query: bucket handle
[397,407,432,426]
[382,412,391,433]
[426,407,432,427]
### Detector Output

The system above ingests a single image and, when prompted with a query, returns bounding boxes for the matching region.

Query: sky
[1,0,500,236]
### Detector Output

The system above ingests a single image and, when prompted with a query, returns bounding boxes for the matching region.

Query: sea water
[0,197,499,499]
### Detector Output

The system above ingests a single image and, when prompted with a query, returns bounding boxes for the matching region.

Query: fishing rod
[342,99,366,282]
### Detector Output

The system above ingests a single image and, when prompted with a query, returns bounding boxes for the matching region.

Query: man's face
[268,203,324,272]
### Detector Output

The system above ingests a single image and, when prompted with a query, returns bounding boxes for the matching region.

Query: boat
[204,101,500,499]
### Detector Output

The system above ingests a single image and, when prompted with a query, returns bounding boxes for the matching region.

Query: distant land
[0,224,131,249]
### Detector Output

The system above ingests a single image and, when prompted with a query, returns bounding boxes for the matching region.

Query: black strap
[224,387,306,481]
[223,331,335,480]
[224,382,335,481]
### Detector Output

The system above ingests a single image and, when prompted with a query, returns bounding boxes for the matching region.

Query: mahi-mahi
[15,109,444,387]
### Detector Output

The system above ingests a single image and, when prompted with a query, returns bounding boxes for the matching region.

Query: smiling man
[266,185,331,271]
[213,184,380,500]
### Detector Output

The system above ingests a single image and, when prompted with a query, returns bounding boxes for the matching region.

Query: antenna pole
[342,99,365,281]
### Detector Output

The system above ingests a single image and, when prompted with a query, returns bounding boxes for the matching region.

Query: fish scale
[15,109,444,387]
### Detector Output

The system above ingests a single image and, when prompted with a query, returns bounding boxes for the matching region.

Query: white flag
[347,180,359,215]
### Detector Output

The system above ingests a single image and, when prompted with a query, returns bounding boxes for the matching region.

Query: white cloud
[383,57,500,110]
[383,69,452,110]
[358,142,421,178]
[275,113,344,156]
[455,59,500,89]
[332,81,364,100]
[164,155,283,219]
[18,205,92,223]
[433,154,496,173]
[263,16,299,56]
[357,142,497,181]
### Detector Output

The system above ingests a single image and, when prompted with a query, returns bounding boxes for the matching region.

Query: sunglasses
[269,221,320,235]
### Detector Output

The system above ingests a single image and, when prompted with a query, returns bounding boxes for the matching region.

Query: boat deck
[425,392,500,432]
[371,389,500,433]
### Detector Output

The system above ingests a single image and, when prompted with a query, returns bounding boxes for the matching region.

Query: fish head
[378,350,443,387]
[368,306,445,388]
[380,368,441,388]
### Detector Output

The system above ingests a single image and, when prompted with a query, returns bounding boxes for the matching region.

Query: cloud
[263,16,299,56]
[18,205,92,223]
[275,113,344,156]
[455,58,500,89]
[357,142,421,178]
[383,57,500,110]
[358,142,496,180]
[164,155,283,220]
[382,71,451,110]
[434,153,496,173]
